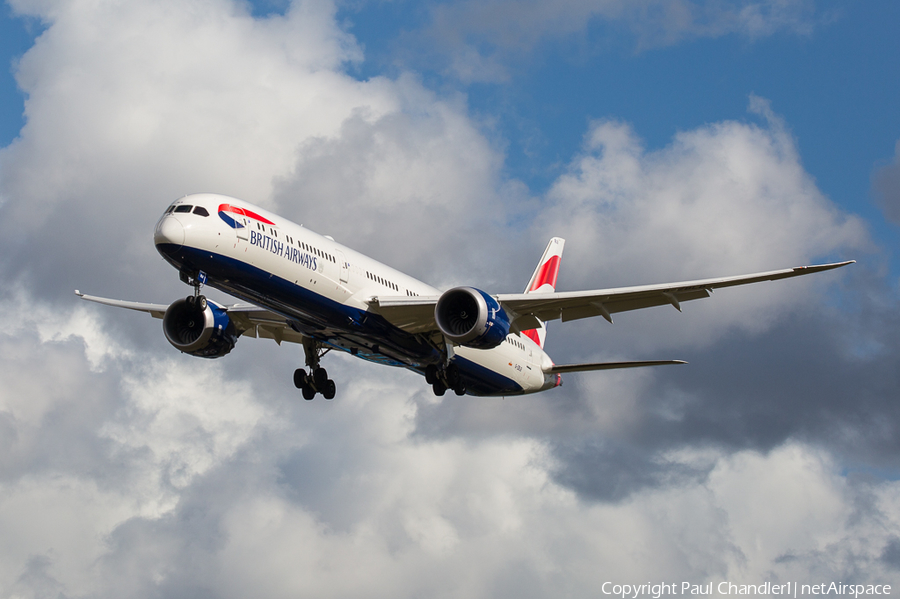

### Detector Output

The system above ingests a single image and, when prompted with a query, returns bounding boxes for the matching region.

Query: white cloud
[100,356,275,515]
[0,0,400,301]
[0,295,897,596]
[0,0,891,596]
[271,77,524,284]
[0,474,137,597]
[874,140,900,226]
[535,96,866,354]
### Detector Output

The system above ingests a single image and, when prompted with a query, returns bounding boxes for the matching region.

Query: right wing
[74,291,307,345]
[495,261,855,326]
[369,260,854,333]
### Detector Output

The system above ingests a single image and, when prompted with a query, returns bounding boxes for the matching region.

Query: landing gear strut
[181,270,207,311]
[294,338,336,400]
[427,363,466,397]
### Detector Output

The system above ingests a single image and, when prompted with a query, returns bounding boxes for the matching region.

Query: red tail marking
[529,255,561,291]
[522,329,541,344]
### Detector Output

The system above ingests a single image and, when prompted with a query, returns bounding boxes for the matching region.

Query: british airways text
[250,231,317,270]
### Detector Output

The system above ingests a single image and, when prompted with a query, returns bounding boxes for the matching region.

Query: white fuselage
[154,193,558,396]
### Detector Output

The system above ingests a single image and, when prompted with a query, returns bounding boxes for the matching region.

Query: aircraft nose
[154,216,184,255]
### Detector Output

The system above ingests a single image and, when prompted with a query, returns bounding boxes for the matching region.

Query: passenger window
[174,205,192,213]
[192,206,209,217]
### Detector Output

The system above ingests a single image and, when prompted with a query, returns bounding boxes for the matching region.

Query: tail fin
[522,237,565,348]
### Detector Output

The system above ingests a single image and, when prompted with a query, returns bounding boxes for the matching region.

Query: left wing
[368,260,854,333]
[74,290,169,318]
[75,291,306,345]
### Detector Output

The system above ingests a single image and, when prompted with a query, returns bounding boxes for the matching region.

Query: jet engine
[163,297,238,358]
[434,287,511,350]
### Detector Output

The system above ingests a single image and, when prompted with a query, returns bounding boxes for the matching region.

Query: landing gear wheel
[301,384,316,400]
[445,364,461,388]
[454,383,466,396]
[293,369,308,389]
[197,295,207,310]
[432,382,447,396]
[313,367,328,387]
[425,364,438,385]
[299,339,336,401]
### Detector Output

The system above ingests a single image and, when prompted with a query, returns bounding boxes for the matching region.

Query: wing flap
[366,295,441,334]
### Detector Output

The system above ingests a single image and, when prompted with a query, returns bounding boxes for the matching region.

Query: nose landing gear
[180,269,208,311]
[294,339,336,400]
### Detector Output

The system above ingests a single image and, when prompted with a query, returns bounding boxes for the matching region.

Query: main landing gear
[294,338,336,400]
[425,363,466,397]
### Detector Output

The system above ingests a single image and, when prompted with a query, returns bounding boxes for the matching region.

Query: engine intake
[163,297,238,358]
[434,287,511,349]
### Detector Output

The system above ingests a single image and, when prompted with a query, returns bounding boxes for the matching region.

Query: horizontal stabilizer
[547,360,687,374]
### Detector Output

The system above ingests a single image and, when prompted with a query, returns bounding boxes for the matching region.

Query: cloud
[529,96,865,354]
[4,311,900,597]
[0,0,394,302]
[873,140,900,226]
[404,0,821,82]
[270,78,525,285]
[0,0,896,596]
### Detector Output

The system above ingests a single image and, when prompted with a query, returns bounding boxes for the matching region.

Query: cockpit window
[166,205,176,214]
[174,205,192,213]
[192,206,209,217]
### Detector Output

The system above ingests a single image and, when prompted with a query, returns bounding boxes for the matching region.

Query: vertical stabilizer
[522,237,565,348]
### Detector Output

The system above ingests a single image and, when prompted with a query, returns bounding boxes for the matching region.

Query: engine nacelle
[163,297,238,358]
[434,287,511,350]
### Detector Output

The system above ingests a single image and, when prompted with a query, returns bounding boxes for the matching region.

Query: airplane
[76,193,854,400]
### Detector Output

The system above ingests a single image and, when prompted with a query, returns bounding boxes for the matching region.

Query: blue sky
[1,0,899,595]
[4,1,899,223]
[344,0,900,258]
[0,4,36,144]
[322,1,895,247]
